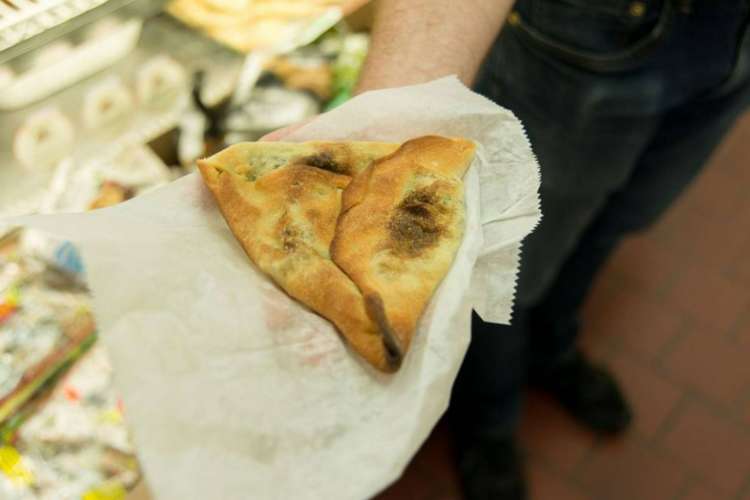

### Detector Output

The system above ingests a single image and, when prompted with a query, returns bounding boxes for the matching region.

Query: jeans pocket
[510,0,673,72]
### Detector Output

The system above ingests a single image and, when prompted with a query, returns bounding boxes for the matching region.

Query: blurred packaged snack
[13,108,75,170]
[0,228,139,500]
[166,0,349,53]
[39,147,172,214]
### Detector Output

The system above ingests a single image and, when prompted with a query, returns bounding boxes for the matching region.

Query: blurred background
[0,1,748,499]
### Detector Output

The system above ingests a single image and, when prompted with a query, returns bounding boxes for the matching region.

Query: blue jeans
[453,0,750,434]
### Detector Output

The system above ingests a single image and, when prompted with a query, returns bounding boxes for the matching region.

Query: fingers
[259,118,314,142]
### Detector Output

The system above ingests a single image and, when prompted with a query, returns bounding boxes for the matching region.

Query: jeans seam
[511,0,673,73]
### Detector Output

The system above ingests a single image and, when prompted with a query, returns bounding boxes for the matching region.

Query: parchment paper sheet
[8,77,541,500]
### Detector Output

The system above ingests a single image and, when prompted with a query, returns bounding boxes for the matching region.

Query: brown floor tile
[605,234,683,295]
[726,235,750,287]
[653,193,748,284]
[580,263,621,329]
[676,212,749,275]
[660,402,750,496]
[680,482,733,500]
[578,283,620,361]
[649,114,750,251]
[736,311,750,346]
[659,112,750,232]
[663,327,750,407]
[518,393,597,474]
[649,198,700,251]
[664,265,750,335]
[584,284,686,362]
[574,438,687,500]
[676,162,750,227]
[741,396,750,432]
[578,320,618,362]
[527,459,590,500]
[607,354,682,439]
[709,113,750,184]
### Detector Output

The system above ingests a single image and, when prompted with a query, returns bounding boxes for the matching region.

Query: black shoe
[456,434,527,500]
[531,350,633,435]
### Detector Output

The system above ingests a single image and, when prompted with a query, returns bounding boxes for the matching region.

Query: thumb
[259,118,314,142]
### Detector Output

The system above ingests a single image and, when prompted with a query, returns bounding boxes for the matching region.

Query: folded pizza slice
[197,140,399,182]
[198,140,403,372]
[331,136,476,356]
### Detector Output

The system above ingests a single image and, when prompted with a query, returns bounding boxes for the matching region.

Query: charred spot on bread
[364,293,403,372]
[299,151,349,175]
[388,185,448,256]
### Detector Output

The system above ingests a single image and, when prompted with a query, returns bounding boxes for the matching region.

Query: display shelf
[0,14,243,218]
[0,0,165,64]
[0,0,109,53]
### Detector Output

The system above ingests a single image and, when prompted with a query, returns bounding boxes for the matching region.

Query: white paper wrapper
[6,77,540,500]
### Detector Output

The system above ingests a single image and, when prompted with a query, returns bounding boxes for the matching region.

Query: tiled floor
[376,112,750,500]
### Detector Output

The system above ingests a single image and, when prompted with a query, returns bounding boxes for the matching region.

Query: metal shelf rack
[0,0,164,64]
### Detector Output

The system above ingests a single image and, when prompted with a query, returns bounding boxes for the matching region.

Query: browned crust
[197,144,403,372]
[331,136,476,354]
[199,141,399,181]
[197,136,473,373]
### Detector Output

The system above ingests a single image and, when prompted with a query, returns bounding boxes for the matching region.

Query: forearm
[355,0,514,94]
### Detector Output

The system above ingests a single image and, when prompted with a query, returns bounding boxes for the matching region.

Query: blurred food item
[0,312,96,425]
[185,30,371,146]
[31,41,75,69]
[135,55,187,105]
[223,86,319,141]
[88,182,135,211]
[0,233,94,425]
[0,229,138,499]
[0,6,377,497]
[176,109,211,168]
[82,481,129,500]
[41,147,172,214]
[326,32,369,109]
[0,19,142,111]
[0,230,21,255]
[0,445,34,488]
[0,287,20,324]
[166,0,348,53]
[202,0,253,12]
[13,108,75,169]
[85,17,125,41]
[82,78,134,129]
[0,66,15,89]
[266,56,333,100]
[6,344,139,499]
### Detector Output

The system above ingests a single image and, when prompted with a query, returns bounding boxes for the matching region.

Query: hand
[259,118,314,141]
